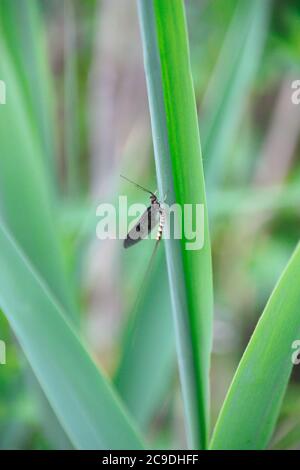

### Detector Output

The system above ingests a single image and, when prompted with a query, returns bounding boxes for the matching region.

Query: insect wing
[124,204,160,248]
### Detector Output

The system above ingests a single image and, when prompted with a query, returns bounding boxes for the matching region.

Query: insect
[121,175,165,249]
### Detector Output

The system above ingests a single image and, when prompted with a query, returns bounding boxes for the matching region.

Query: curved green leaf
[202,0,271,190]
[210,242,300,450]
[116,0,272,433]
[0,219,144,450]
[138,0,213,449]
[0,41,77,324]
[0,0,57,182]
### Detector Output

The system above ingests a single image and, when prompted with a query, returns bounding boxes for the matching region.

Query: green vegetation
[0,0,299,450]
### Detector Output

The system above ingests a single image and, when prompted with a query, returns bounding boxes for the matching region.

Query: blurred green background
[0,0,300,449]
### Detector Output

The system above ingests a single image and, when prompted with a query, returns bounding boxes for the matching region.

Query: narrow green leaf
[116,0,271,431]
[0,219,144,450]
[138,0,213,449]
[0,0,57,183]
[0,41,77,324]
[202,0,271,190]
[210,242,300,450]
[0,10,81,444]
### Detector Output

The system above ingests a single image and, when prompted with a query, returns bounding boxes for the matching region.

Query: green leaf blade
[138,0,213,449]
[0,41,77,325]
[0,220,144,450]
[210,243,300,450]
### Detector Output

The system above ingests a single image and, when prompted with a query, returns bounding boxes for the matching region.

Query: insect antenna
[120,174,156,197]
[120,175,165,344]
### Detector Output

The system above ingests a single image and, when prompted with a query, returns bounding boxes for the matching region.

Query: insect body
[121,175,165,318]
[121,175,165,249]
[156,203,165,242]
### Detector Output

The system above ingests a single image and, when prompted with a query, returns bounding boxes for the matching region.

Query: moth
[121,175,165,249]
